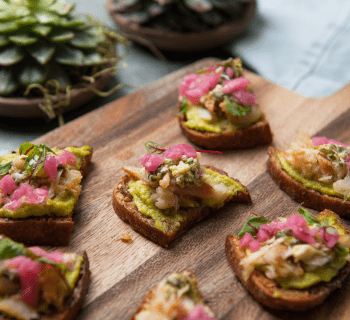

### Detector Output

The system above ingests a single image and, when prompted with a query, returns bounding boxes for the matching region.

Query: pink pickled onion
[43,156,59,181]
[238,232,254,248]
[140,153,164,172]
[324,227,339,248]
[184,305,215,320]
[6,256,41,306]
[44,150,76,181]
[312,137,349,147]
[233,91,257,106]
[225,67,235,78]
[56,150,76,165]
[28,247,64,263]
[249,240,260,252]
[163,144,197,159]
[0,174,17,198]
[256,224,274,242]
[179,71,221,104]
[222,77,250,94]
[238,233,260,252]
[3,183,48,211]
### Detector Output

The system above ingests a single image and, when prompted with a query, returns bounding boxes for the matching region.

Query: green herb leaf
[145,141,164,154]
[19,142,35,155]
[0,161,13,176]
[24,144,54,177]
[298,208,318,225]
[225,97,251,117]
[37,257,67,272]
[238,216,271,237]
[179,97,188,114]
[333,243,348,257]
[0,238,26,260]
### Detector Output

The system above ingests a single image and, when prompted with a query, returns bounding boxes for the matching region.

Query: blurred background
[1,0,350,155]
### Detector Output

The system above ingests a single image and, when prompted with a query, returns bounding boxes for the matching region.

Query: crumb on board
[120,232,132,243]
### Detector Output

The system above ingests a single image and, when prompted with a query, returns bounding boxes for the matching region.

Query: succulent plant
[0,0,127,121]
[111,0,245,32]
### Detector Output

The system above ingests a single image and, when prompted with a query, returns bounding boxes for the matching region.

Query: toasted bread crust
[1,251,90,320]
[0,149,93,246]
[178,112,273,150]
[225,235,350,310]
[113,166,251,247]
[267,146,350,218]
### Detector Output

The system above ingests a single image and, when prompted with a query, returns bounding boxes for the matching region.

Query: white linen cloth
[232,0,350,97]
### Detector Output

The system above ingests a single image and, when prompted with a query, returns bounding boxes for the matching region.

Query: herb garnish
[145,141,223,155]
[178,97,189,114]
[225,97,251,117]
[298,208,319,226]
[0,238,26,259]
[22,143,55,179]
[238,215,271,237]
[0,161,13,176]
[19,142,35,155]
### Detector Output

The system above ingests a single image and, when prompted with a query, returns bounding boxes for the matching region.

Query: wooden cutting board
[33,58,350,320]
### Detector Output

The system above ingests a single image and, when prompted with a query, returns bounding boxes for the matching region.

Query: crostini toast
[225,209,350,310]
[178,57,273,149]
[267,134,350,217]
[113,143,251,247]
[0,143,93,245]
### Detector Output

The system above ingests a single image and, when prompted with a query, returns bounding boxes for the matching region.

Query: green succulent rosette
[0,0,128,122]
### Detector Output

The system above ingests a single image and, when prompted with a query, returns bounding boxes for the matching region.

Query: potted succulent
[0,0,127,123]
[106,0,256,52]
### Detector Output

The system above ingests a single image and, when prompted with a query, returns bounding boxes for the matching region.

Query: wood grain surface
[32,58,350,319]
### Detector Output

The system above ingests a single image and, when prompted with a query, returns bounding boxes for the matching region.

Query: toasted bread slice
[179,114,273,150]
[131,270,214,319]
[177,57,273,150]
[113,166,251,247]
[267,146,350,218]
[225,210,350,311]
[0,147,93,246]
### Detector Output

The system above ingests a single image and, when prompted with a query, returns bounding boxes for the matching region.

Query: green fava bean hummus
[184,106,239,133]
[277,152,344,199]
[128,168,244,231]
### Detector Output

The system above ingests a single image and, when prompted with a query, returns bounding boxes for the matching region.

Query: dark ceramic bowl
[106,0,256,52]
[0,73,113,118]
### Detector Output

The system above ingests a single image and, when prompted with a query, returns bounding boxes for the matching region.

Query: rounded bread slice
[267,146,350,218]
[225,234,350,311]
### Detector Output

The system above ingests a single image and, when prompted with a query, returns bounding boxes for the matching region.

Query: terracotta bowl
[0,72,113,118]
[106,0,256,52]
